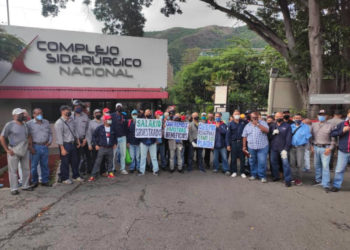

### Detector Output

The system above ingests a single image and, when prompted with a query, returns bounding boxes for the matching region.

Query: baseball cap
[155,110,163,116]
[103,108,110,113]
[93,109,101,114]
[116,103,122,108]
[60,105,71,112]
[131,110,138,115]
[283,109,290,114]
[180,112,185,115]
[12,108,24,115]
[104,114,112,120]
[201,112,206,116]
[245,110,252,115]
[318,110,326,115]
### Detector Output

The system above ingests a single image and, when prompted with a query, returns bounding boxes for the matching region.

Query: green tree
[0,27,25,63]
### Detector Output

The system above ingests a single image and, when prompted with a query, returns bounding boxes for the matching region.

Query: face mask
[215,117,221,122]
[17,114,26,122]
[169,116,174,120]
[318,116,326,122]
[116,107,122,112]
[201,116,206,120]
[95,115,102,120]
[295,120,302,125]
[234,115,240,120]
[75,107,82,114]
[246,115,251,120]
[283,115,290,120]
[276,118,283,123]
[267,122,272,126]
[146,115,152,119]
[66,111,72,117]
[36,115,43,121]
[132,115,137,120]
[194,117,199,121]
[181,115,186,121]
[106,120,112,125]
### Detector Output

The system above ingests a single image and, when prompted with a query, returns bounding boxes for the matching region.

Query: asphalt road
[0,165,349,250]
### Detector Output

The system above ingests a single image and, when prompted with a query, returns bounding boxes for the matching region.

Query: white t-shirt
[105,126,111,144]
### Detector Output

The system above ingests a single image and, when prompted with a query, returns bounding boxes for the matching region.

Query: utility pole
[6,0,10,25]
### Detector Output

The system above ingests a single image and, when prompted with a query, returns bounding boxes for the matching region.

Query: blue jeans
[188,144,204,171]
[113,136,126,171]
[140,143,159,174]
[31,144,50,184]
[213,147,229,172]
[314,145,331,187]
[248,145,269,179]
[333,150,349,189]
[59,143,79,181]
[129,144,140,171]
[230,141,245,174]
[270,149,292,182]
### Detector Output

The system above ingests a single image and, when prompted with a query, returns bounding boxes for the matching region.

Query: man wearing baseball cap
[311,110,336,193]
[111,103,128,174]
[0,108,34,195]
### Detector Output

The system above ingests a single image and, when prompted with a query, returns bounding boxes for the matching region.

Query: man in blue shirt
[290,113,312,186]
[226,109,248,178]
[268,112,292,187]
[213,112,230,175]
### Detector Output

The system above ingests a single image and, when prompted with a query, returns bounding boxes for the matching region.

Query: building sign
[164,121,189,140]
[309,94,350,104]
[0,26,167,88]
[135,119,162,138]
[197,123,216,148]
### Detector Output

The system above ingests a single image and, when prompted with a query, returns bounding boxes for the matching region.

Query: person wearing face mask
[188,112,205,173]
[245,110,252,122]
[27,108,53,188]
[111,103,128,174]
[310,110,336,193]
[180,112,186,122]
[267,116,275,127]
[167,114,185,174]
[54,106,83,184]
[150,110,167,171]
[282,110,295,125]
[204,112,215,168]
[327,110,344,172]
[127,110,141,174]
[226,110,248,178]
[88,115,117,181]
[168,110,175,121]
[302,118,312,173]
[72,100,91,178]
[268,112,292,187]
[86,109,107,176]
[0,108,34,195]
[289,113,312,186]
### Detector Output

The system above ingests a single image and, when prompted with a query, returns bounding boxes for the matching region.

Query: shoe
[295,180,302,186]
[73,177,84,182]
[41,182,52,187]
[206,163,210,169]
[241,174,247,179]
[324,187,330,193]
[108,172,116,179]
[161,167,167,171]
[285,182,292,187]
[178,170,184,174]
[31,183,39,188]
[57,177,62,183]
[331,187,340,192]
[22,187,34,191]
[249,177,257,181]
[101,173,108,177]
[11,190,19,195]
[199,169,206,174]
[213,169,218,174]
[18,183,22,187]
[272,177,280,182]
[153,171,159,176]
[62,179,73,184]
[169,169,174,174]
[231,172,237,177]
[120,170,128,175]
[311,181,322,186]
[137,171,144,176]
[130,170,135,174]
[305,169,311,173]
[88,177,95,182]
[291,180,295,184]
[225,171,231,176]
[261,178,267,183]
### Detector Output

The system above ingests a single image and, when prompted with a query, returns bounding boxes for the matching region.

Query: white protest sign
[164,121,189,140]
[135,119,162,138]
[197,123,216,148]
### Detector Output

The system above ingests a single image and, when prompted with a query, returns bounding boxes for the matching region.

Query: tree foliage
[0,27,25,63]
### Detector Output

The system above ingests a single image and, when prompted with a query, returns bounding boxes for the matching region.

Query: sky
[0,0,238,33]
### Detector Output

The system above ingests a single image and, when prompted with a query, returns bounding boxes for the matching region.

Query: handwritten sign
[164,121,189,140]
[197,123,216,148]
[135,119,162,138]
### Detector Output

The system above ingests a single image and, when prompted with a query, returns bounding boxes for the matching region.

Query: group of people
[1,100,349,195]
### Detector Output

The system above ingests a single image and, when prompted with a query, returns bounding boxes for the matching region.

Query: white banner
[197,123,216,148]
[164,121,189,140]
[135,119,162,138]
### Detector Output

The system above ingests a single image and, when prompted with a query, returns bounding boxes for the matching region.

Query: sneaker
[199,169,206,174]
[225,171,231,176]
[311,181,322,186]
[101,173,108,177]
[295,180,302,186]
[41,182,52,187]
[120,170,128,175]
[22,187,34,191]
[31,183,39,188]
[169,169,174,174]
[62,179,73,184]
[153,171,159,176]
[305,169,311,173]
[331,187,340,192]
[324,187,330,193]
[261,178,267,183]
[241,174,247,179]
[108,173,116,179]
[231,173,237,178]
[161,167,167,171]
[272,177,280,182]
[285,182,292,187]
[137,171,144,176]
[18,183,22,187]
[213,169,218,174]
[88,177,95,182]
[249,177,257,181]
[73,177,84,182]
[11,190,19,195]
[291,180,295,184]
[130,170,135,174]
[178,170,184,174]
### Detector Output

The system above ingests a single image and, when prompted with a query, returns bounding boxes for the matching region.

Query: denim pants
[270,148,292,182]
[248,145,269,179]
[59,143,80,181]
[314,145,331,188]
[230,141,245,174]
[140,143,159,174]
[129,144,141,171]
[213,147,229,172]
[188,144,204,171]
[304,149,311,170]
[332,150,350,189]
[31,144,50,184]
[113,136,126,171]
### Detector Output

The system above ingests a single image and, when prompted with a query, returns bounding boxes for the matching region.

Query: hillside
[145,25,267,72]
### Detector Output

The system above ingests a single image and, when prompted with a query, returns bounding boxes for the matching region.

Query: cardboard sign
[135,119,162,138]
[164,121,189,140]
[197,123,216,148]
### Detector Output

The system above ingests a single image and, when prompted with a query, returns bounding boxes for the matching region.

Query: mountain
[144,25,267,73]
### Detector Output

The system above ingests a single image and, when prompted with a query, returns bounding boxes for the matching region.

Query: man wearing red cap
[89,115,117,181]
